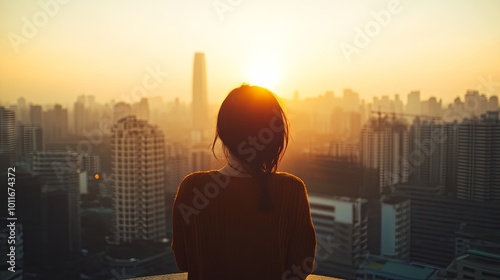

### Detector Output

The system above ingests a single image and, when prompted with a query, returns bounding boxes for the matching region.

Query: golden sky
[1,0,499,106]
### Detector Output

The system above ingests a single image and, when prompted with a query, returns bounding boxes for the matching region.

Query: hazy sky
[1,0,499,106]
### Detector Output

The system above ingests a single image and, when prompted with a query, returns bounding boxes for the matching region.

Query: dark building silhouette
[191,52,208,134]
[395,184,500,268]
[456,111,500,201]
[29,105,43,127]
[0,106,16,168]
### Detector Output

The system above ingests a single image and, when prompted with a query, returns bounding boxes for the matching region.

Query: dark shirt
[172,171,317,280]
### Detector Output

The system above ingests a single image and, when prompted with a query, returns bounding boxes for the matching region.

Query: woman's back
[172,171,316,280]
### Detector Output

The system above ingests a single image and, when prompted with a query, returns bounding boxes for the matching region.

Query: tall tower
[111,116,167,244]
[0,106,16,167]
[192,52,208,133]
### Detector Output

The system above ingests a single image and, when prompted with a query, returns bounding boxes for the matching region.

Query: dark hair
[212,84,289,211]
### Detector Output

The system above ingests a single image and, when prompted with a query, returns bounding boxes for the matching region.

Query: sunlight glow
[244,53,283,91]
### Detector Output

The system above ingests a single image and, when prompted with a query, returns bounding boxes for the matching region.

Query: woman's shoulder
[272,172,306,189]
[273,171,304,182]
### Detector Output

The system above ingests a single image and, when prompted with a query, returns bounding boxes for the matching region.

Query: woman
[171,85,317,280]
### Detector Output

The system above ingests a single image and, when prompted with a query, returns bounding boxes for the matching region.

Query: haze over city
[1,1,500,280]
[1,0,500,106]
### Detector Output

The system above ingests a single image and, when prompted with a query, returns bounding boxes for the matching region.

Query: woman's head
[212,84,289,209]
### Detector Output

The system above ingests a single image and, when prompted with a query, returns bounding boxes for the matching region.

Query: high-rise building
[74,99,85,135]
[421,97,442,117]
[488,96,499,111]
[456,111,500,202]
[32,150,82,262]
[29,105,42,126]
[83,155,101,176]
[361,118,409,194]
[0,106,16,167]
[406,91,421,115]
[444,123,459,194]
[349,112,362,140]
[17,124,44,163]
[408,119,446,187]
[42,104,68,143]
[309,195,368,279]
[165,142,188,195]
[114,102,132,123]
[380,196,411,261]
[343,88,360,112]
[192,52,208,133]
[394,184,500,268]
[111,116,167,244]
[187,145,216,174]
[17,97,29,124]
[133,98,150,121]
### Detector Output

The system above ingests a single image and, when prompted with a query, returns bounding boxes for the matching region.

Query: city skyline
[1,0,499,105]
[1,1,500,279]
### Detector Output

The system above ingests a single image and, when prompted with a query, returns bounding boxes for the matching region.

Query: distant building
[187,145,216,174]
[29,105,43,126]
[83,155,101,176]
[406,91,421,115]
[17,124,44,164]
[165,142,189,195]
[42,104,68,143]
[114,102,132,123]
[192,52,208,133]
[133,98,150,121]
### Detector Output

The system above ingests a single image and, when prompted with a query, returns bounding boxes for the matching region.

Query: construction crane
[370,109,442,130]
[371,110,442,121]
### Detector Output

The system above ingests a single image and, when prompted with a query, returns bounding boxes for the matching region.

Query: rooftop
[360,258,437,280]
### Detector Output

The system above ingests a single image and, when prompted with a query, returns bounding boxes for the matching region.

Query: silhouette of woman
[171,84,317,280]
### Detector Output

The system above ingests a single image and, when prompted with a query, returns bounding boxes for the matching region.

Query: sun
[244,53,283,91]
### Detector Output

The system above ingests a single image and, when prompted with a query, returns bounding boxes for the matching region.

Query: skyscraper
[29,105,42,126]
[32,150,82,262]
[456,111,500,202]
[361,118,409,194]
[42,104,68,143]
[192,52,208,133]
[0,106,16,167]
[408,119,446,187]
[111,116,167,244]
[17,124,44,163]
[406,91,421,115]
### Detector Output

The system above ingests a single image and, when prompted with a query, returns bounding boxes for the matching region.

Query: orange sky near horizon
[1,0,499,107]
